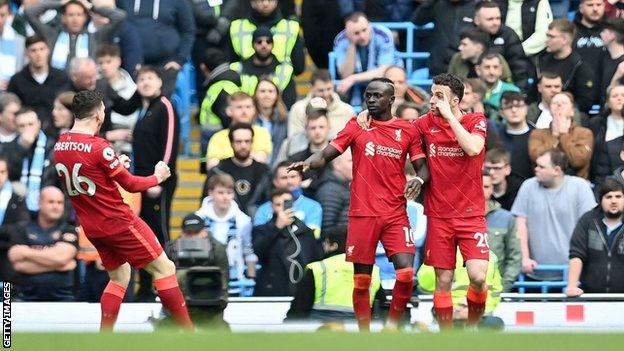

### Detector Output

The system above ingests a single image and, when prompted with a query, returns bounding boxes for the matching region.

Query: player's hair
[345,11,367,23]
[56,91,76,110]
[500,91,527,106]
[96,43,121,58]
[137,65,161,79]
[548,19,575,38]
[0,92,21,113]
[310,69,332,85]
[598,178,624,200]
[476,51,503,66]
[325,225,348,254]
[459,28,490,48]
[396,102,419,118]
[207,173,235,191]
[72,90,103,120]
[305,110,329,126]
[475,0,500,13]
[228,91,253,104]
[463,77,487,98]
[202,48,227,71]
[228,123,255,143]
[25,34,47,49]
[538,71,563,84]
[485,148,511,165]
[539,148,568,172]
[61,0,87,14]
[369,77,395,96]
[274,160,302,178]
[432,73,464,100]
[271,187,292,201]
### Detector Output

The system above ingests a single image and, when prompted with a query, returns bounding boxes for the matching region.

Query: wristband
[414,176,424,185]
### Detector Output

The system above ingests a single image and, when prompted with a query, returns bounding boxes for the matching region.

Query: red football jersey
[330,117,425,216]
[414,112,487,218]
[54,132,137,238]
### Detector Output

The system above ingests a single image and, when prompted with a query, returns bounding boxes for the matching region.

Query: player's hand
[154,161,171,183]
[356,109,371,130]
[521,257,538,274]
[146,185,162,198]
[565,286,584,298]
[404,178,422,200]
[276,208,295,229]
[287,161,309,173]
[118,154,131,168]
[436,92,454,121]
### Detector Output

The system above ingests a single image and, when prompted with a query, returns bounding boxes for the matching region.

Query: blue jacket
[117,0,195,65]
[111,21,143,75]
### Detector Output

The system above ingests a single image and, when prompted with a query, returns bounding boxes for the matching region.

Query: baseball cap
[182,214,204,232]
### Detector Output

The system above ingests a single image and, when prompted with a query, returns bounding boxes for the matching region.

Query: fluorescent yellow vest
[229,61,293,96]
[308,254,381,312]
[198,80,241,127]
[229,18,299,62]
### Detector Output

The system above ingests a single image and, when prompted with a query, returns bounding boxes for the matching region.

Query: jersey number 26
[55,163,96,196]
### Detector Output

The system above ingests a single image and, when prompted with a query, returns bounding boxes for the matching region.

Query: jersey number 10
[55,163,97,196]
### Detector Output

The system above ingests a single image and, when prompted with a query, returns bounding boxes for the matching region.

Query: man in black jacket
[574,0,606,74]
[567,179,624,296]
[315,151,352,232]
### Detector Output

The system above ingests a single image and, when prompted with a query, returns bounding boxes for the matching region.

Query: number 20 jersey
[54,132,137,238]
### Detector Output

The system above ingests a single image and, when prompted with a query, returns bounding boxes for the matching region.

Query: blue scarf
[0,23,18,80]
[21,131,47,212]
[51,31,89,70]
[0,181,13,225]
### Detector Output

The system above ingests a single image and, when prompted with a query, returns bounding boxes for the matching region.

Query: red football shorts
[88,218,164,270]
[346,213,415,265]
[424,216,489,269]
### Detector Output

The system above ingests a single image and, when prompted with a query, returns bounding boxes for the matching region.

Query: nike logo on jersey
[430,128,441,133]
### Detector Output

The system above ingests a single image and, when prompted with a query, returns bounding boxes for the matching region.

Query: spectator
[254,161,323,239]
[11,0,59,38]
[590,85,624,185]
[24,0,126,71]
[196,173,257,282]
[315,151,352,232]
[384,65,430,116]
[253,77,287,166]
[7,35,70,133]
[51,91,75,136]
[598,17,624,103]
[252,188,320,296]
[0,92,20,144]
[574,0,606,75]
[0,0,25,91]
[460,77,488,114]
[483,170,521,292]
[495,0,553,56]
[287,225,383,321]
[396,103,420,121]
[110,66,179,301]
[8,186,78,301]
[227,0,304,76]
[68,57,98,91]
[301,0,344,69]
[288,69,354,139]
[497,91,535,181]
[473,0,529,89]
[117,0,195,97]
[410,0,478,76]
[230,27,296,107]
[512,148,597,281]
[605,0,624,18]
[526,72,563,128]
[96,43,136,156]
[333,12,399,105]
[567,178,624,296]
[476,52,520,121]
[448,28,513,82]
[485,148,522,211]
[206,92,272,170]
[204,123,271,216]
[0,156,29,285]
[536,19,595,113]
[529,92,594,179]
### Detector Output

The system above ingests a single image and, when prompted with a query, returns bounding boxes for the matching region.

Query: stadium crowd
[0,0,623,321]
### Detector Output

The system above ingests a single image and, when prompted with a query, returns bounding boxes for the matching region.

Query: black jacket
[301,0,344,69]
[252,217,320,297]
[487,25,529,90]
[573,11,605,77]
[570,206,624,293]
[589,114,624,186]
[0,191,30,283]
[0,133,57,188]
[410,0,477,76]
[314,169,350,232]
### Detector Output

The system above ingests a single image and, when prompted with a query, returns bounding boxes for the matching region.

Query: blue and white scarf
[21,131,47,212]
[0,181,13,225]
[51,31,89,70]
[0,22,18,81]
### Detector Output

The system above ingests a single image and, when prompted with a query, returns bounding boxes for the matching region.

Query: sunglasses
[254,38,273,44]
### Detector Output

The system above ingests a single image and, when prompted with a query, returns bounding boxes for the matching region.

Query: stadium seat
[513,265,569,294]
[171,61,197,157]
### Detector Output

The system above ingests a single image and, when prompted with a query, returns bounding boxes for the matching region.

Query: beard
[605,210,623,219]
[234,150,250,161]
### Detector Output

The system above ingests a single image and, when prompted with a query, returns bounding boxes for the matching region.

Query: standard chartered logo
[365,141,375,156]
[429,143,436,157]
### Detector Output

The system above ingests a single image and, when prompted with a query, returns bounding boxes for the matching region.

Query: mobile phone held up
[283,199,293,210]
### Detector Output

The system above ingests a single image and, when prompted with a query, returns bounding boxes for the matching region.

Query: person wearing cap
[598,18,624,103]
[229,26,296,107]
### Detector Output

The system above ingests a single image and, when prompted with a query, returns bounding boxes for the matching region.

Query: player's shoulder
[463,111,487,123]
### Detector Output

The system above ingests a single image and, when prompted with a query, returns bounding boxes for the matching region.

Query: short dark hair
[345,11,367,23]
[305,110,328,125]
[476,51,503,66]
[433,73,464,100]
[61,0,87,14]
[271,187,292,201]
[325,225,347,254]
[0,92,20,113]
[460,28,490,48]
[539,148,568,172]
[396,102,419,117]
[369,77,395,96]
[228,123,254,143]
[310,69,332,85]
[485,148,511,164]
[25,34,47,49]
[599,178,624,201]
[72,90,103,120]
[96,43,121,58]
[604,17,624,44]
[15,106,37,119]
[538,71,562,83]
[463,77,487,98]
[274,160,302,178]
[137,65,161,79]
[202,48,227,71]
[500,91,526,105]
[548,19,575,38]
[475,0,501,13]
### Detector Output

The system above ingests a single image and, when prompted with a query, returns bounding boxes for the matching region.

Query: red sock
[466,286,488,326]
[433,291,454,330]
[154,275,194,330]
[352,274,372,331]
[387,267,414,325]
[100,281,127,331]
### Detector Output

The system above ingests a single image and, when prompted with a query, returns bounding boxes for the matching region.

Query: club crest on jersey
[395,129,402,141]
[474,120,487,132]
[103,147,115,161]
[347,245,355,256]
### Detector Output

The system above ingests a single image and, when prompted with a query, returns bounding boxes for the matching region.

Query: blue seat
[513,265,569,294]
[171,61,197,157]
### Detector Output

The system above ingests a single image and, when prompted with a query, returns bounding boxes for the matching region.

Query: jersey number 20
[55,163,97,196]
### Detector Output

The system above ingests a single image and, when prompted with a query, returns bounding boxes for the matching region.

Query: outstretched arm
[287,144,342,173]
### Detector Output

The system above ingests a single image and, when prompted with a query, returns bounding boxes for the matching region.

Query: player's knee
[109,263,131,286]
[395,267,414,283]
[353,274,371,290]
[158,257,176,277]
[469,272,487,289]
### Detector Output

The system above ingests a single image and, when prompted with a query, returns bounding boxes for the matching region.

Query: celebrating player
[53,91,193,331]
[288,78,427,331]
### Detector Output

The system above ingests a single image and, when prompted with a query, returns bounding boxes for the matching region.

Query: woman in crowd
[590,85,624,186]
[253,77,288,167]
[52,91,76,136]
